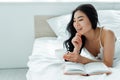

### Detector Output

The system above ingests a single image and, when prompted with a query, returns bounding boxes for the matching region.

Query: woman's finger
[76,33,82,37]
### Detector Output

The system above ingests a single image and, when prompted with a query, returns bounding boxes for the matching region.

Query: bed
[26,3,120,80]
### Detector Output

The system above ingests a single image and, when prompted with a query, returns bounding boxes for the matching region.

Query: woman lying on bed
[63,4,120,67]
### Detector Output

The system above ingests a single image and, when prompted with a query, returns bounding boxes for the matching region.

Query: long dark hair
[64,4,99,53]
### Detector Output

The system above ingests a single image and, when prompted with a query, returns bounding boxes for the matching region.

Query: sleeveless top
[81,27,120,65]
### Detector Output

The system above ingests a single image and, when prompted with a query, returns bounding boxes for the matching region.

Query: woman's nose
[75,21,80,27]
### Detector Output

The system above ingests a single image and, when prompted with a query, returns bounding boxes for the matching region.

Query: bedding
[26,37,120,80]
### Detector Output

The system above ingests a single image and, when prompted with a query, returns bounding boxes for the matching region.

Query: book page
[85,62,110,74]
[64,62,86,74]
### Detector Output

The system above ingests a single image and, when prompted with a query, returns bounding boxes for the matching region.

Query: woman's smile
[76,28,82,32]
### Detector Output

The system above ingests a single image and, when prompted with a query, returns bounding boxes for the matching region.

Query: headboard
[34,2,120,38]
[34,15,57,38]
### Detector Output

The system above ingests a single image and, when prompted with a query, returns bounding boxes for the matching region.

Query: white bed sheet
[26,37,120,80]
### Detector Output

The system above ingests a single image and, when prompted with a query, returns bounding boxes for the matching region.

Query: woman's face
[73,10,92,35]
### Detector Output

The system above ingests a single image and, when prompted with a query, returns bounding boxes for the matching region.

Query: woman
[63,4,120,67]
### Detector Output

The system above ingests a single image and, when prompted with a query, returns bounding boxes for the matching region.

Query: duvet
[26,37,120,80]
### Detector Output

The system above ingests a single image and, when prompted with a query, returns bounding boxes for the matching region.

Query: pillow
[98,10,120,39]
[47,14,71,41]
[47,10,120,40]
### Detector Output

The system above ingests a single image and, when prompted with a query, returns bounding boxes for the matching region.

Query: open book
[64,62,111,76]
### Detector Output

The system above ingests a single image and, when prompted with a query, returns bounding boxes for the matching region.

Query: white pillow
[47,10,120,40]
[98,10,120,39]
[47,14,71,41]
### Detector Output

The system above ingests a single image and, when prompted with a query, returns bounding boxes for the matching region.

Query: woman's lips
[76,28,82,31]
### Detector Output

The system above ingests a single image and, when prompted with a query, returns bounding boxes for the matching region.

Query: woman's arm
[102,29,116,67]
[63,51,99,64]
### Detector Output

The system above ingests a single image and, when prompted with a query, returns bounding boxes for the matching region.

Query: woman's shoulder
[98,27,116,45]
[98,27,115,37]
[102,27,115,37]
[100,27,116,43]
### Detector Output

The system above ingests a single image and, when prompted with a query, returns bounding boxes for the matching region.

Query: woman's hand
[63,52,88,64]
[72,33,82,53]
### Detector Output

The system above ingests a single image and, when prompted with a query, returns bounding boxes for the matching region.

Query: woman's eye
[73,20,76,22]
[79,19,83,21]
[73,19,83,22]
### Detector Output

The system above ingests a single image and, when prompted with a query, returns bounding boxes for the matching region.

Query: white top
[81,27,120,64]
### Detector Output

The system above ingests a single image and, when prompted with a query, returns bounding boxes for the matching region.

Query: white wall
[0,3,35,68]
[0,2,119,68]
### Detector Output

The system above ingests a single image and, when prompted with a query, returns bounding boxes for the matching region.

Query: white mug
[55,49,66,60]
